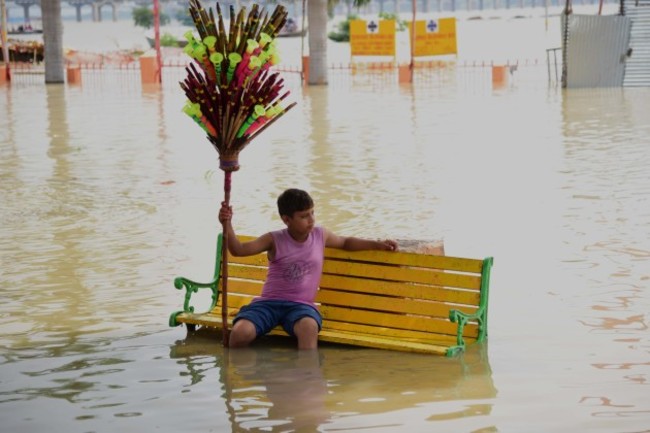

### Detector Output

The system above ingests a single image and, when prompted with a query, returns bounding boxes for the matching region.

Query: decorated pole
[180,1,295,347]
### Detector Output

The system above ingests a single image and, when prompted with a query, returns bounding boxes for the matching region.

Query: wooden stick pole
[153,0,162,84]
[221,170,232,347]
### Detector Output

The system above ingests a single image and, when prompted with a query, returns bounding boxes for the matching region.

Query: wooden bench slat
[228,265,268,281]
[323,261,482,290]
[316,288,476,319]
[318,274,480,305]
[324,248,484,273]
[223,279,264,296]
[227,270,480,306]
[318,330,450,355]
[232,237,484,274]
[227,254,268,266]
[322,320,465,345]
[216,284,479,325]
[319,305,479,337]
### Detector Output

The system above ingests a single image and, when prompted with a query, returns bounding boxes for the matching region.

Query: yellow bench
[169,235,494,357]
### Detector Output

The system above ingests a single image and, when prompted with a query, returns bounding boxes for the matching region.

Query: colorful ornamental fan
[180,0,296,346]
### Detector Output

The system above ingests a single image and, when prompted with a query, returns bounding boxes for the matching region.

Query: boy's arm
[323,228,398,252]
[219,202,273,256]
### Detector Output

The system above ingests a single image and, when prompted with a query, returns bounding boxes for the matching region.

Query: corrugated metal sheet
[622,0,650,87]
[564,14,631,88]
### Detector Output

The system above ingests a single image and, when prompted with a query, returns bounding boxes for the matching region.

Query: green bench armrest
[446,256,493,357]
[168,276,220,327]
[170,235,225,327]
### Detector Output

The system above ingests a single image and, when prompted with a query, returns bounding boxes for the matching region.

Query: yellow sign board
[409,18,457,57]
[350,19,396,57]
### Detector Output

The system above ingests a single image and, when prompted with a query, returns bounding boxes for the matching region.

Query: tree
[132,6,170,29]
[307,0,371,85]
[42,0,64,83]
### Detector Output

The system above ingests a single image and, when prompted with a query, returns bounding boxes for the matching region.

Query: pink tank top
[255,226,325,308]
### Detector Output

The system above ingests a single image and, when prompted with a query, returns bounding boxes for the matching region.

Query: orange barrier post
[492,65,508,89]
[398,63,412,84]
[0,64,7,84]
[66,65,82,85]
[139,53,160,85]
[301,55,309,85]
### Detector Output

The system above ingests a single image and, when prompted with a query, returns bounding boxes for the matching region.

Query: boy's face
[282,207,315,239]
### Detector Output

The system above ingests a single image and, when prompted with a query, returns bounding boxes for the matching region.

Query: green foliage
[132,6,170,29]
[378,12,407,31]
[327,14,359,43]
[327,9,405,43]
[160,33,179,47]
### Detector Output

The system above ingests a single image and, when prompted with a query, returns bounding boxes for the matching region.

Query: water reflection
[170,330,496,432]
[2,77,650,432]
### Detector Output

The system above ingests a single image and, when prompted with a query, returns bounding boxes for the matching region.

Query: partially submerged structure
[561,0,650,87]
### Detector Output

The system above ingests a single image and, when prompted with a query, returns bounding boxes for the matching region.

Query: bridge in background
[6,0,184,23]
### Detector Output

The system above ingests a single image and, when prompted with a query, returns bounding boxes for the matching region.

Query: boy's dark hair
[277,189,314,217]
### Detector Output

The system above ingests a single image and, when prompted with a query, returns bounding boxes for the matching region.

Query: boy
[218,188,398,350]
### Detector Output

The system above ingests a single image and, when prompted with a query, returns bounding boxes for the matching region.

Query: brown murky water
[1,68,649,432]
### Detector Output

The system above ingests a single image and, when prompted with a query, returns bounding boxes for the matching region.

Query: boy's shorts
[233,300,322,337]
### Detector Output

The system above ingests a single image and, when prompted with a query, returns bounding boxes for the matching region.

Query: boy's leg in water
[229,319,257,348]
[293,317,319,350]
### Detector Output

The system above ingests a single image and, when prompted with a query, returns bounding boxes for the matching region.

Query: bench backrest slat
[323,260,482,290]
[324,248,484,273]
[316,288,477,318]
[231,236,483,274]
[320,305,478,337]
[319,274,480,305]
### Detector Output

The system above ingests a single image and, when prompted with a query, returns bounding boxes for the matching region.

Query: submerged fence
[5,56,552,92]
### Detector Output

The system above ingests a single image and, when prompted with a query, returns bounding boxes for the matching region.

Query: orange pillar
[0,64,7,84]
[398,64,412,84]
[492,65,508,89]
[139,53,160,85]
[66,65,82,84]
[301,55,309,85]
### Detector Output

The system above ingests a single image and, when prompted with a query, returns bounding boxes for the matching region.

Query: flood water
[1,62,649,432]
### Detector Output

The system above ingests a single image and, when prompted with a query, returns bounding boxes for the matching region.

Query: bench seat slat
[173,312,454,355]
[318,330,450,355]
[176,295,479,339]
